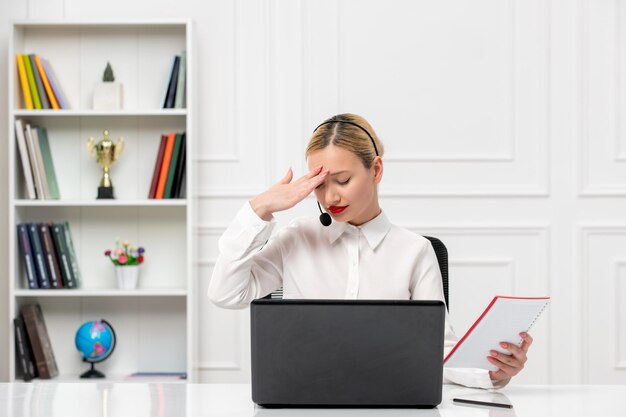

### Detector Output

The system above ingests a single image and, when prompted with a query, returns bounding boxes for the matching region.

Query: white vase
[116,265,139,289]
[93,82,123,110]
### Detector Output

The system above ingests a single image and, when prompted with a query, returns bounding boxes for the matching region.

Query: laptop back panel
[251,299,445,407]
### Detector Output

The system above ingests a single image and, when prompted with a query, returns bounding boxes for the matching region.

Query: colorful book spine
[14,119,37,199]
[149,135,167,198]
[20,304,59,379]
[172,133,186,198]
[174,51,186,108]
[164,133,183,198]
[28,224,50,289]
[62,221,81,288]
[29,54,50,109]
[34,55,60,110]
[16,55,33,109]
[163,55,180,109]
[31,127,51,199]
[36,128,60,199]
[14,316,37,381]
[51,223,77,289]
[155,132,176,199]
[39,224,63,289]
[41,59,67,109]
[23,55,41,109]
[17,224,38,289]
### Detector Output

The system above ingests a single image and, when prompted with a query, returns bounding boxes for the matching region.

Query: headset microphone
[318,201,332,227]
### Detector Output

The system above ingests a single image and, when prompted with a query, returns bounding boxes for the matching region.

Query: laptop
[250,299,445,408]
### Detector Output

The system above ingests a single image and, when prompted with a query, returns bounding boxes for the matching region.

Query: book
[31,127,51,199]
[39,223,63,289]
[164,133,183,198]
[34,55,60,110]
[148,135,167,198]
[444,296,550,371]
[29,54,50,109]
[23,54,41,109]
[172,133,186,198]
[41,58,68,109]
[28,223,51,289]
[62,221,81,288]
[155,132,176,199]
[17,224,39,289]
[14,316,37,381]
[14,119,37,199]
[16,55,33,109]
[50,223,77,289]
[163,55,180,109]
[20,304,59,379]
[24,123,44,199]
[174,51,186,108]
[36,128,60,199]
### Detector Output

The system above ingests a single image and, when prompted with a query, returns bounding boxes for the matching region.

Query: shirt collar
[327,210,392,250]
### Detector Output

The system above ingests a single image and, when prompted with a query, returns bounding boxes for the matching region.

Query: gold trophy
[87,130,125,199]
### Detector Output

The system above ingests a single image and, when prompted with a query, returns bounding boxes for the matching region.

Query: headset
[312,118,380,226]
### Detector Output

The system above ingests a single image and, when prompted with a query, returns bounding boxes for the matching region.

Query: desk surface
[1,383,625,417]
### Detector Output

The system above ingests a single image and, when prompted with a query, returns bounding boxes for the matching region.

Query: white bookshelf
[7,20,194,382]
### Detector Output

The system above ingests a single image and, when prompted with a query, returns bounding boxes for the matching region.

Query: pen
[452,398,513,409]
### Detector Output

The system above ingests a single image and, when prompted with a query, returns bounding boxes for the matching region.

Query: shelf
[14,288,187,297]
[13,199,187,207]
[13,109,187,117]
[25,372,187,383]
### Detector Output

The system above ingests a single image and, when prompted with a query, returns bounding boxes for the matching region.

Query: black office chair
[264,235,449,311]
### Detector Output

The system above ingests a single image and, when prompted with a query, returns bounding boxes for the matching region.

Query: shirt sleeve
[410,239,501,390]
[207,201,285,309]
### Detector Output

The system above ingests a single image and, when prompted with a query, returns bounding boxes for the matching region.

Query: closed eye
[337,178,351,186]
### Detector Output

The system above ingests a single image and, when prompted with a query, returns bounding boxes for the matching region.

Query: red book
[148,135,167,198]
[155,133,176,199]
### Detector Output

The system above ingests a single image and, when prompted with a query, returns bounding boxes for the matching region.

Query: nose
[325,184,340,206]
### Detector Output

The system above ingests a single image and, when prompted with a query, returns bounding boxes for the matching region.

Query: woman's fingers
[277,167,294,185]
[520,332,533,353]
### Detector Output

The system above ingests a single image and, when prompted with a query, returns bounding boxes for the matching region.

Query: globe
[75,319,116,378]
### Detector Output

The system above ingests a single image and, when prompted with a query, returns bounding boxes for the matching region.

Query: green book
[23,55,41,109]
[164,133,182,198]
[62,221,81,288]
[36,128,60,199]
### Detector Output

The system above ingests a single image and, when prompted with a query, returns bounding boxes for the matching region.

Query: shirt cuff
[443,367,496,390]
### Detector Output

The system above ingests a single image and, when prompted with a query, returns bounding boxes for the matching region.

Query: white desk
[1,383,625,417]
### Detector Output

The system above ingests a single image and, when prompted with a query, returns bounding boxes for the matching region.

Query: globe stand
[80,361,106,379]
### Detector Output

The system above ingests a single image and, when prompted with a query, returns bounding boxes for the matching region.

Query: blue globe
[75,320,116,363]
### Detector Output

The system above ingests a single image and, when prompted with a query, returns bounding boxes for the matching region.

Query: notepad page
[444,296,549,371]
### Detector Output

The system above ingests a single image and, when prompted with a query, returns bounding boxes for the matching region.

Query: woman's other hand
[488,332,534,384]
[250,166,329,221]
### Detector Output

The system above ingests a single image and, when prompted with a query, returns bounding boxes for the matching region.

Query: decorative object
[93,62,122,110]
[74,319,116,378]
[105,239,145,289]
[87,130,124,199]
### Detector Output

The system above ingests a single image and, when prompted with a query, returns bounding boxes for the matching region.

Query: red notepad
[444,296,550,370]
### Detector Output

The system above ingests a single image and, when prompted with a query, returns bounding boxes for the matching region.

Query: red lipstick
[328,205,348,214]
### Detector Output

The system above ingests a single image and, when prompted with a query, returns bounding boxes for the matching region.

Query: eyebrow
[329,170,350,176]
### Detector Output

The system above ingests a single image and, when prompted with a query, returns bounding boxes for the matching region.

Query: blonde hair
[305,113,384,169]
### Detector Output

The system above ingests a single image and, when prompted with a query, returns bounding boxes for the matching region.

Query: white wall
[2,0,626,385]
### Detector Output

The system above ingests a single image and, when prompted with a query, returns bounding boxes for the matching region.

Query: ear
[372,156,383,185]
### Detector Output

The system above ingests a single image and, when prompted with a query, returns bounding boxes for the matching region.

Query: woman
[208,113,533,389]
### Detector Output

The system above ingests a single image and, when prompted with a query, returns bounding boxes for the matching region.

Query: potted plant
[104,239,145,289]
[93,62,123,110]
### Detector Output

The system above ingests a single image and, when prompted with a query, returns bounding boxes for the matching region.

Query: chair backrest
[264,235,449,311]
[423,236,449,311]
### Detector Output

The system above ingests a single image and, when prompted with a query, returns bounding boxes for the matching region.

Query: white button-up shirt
[208,202,499,389]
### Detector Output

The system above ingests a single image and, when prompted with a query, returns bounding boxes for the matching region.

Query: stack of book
[15,119,60,200]
[148,132,186,199]
[162,51,186,109]
[15,54,69,110]
[17,222,81,290]
[14,303,58,381]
